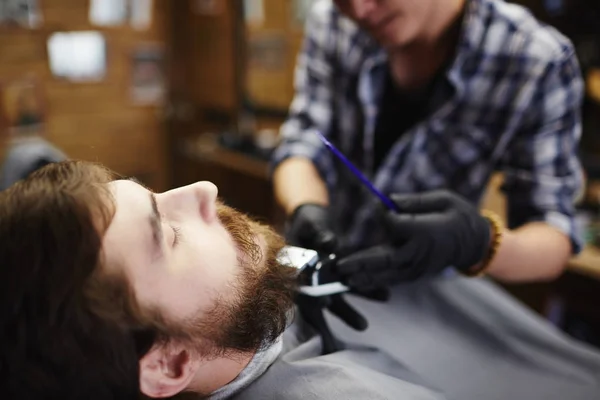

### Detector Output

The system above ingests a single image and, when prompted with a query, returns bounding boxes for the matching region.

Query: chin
[378,33,412,49]
[372,22,417,49]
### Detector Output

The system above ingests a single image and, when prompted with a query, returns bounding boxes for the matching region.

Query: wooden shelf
[181,142,270,181]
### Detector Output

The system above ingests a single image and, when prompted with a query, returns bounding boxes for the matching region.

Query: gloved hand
[296,286,390,355]
[334,190,492,290]
[286,203,337,253]
[286,203,391,302]
[288,204,389,353]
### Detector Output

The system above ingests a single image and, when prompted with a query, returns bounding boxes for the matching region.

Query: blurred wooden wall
[244,0,306,113]
[0,0,170,191]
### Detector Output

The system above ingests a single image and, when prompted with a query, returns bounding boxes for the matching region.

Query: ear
[139,343,200,398]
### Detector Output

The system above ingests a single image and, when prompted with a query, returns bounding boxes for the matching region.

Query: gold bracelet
[461,209,504,277]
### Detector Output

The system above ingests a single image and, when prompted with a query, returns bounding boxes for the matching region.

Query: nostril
[196,181,218,223]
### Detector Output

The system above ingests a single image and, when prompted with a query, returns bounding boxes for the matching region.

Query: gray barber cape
[233,275,600,400]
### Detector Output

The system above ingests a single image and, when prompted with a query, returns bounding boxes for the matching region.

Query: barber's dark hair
[0,160,156,399]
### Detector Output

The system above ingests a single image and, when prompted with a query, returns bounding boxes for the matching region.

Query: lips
[366,15,394,29]
[367,13,397,33]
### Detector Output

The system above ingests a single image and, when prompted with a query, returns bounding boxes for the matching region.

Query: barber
[272,0,585,291]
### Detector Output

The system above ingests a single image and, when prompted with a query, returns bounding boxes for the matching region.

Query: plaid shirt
[272,0,585,254]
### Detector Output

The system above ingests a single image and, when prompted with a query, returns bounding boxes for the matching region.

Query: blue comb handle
[314,131,400,212]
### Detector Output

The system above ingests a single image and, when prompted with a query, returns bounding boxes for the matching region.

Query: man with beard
[2,160,600,400]
[0,160,298,400]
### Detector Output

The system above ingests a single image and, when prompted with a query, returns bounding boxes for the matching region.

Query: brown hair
[0,160,154,399]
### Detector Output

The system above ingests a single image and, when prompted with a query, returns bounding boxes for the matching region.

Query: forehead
[107,179,146,207]
[101,180,150,272]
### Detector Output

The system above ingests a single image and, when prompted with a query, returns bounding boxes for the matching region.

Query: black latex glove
[286,202,391,302]
[335,190,492,290]
[286,203,337,253]
[296,287,390,355]
[288,205,389,352]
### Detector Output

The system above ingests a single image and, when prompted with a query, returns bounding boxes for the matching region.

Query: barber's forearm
[486,222,572,282]
[273,157,329,215]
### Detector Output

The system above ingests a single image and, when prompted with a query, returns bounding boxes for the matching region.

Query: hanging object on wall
[0,0,42,28]
[47,31,107,82]
[0,76,45,139]
[89,0,127,26]
[194,0,223,16]
[130,0,153,30]
[245,33,290,110]
[243,0,264,26]
[130,45,166,106]
[248,34,287,71]
[89,0,153,30]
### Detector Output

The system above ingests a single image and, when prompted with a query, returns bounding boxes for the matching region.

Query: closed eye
[172,225,182,247]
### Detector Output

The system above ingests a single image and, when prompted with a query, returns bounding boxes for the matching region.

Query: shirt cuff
[540,210,584,255]
[270,137,338,191]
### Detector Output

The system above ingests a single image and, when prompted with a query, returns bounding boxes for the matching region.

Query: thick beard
[185,202,298,358]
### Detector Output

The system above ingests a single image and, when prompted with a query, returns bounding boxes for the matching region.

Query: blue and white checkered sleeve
[270,3,338,190]
[501,49,585,254]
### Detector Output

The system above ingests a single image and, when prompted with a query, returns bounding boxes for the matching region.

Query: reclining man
[2,160,600,400]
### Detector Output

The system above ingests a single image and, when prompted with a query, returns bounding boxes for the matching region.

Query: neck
[188,351,254,396]
[387,0,466,90]
[417,0,466,49]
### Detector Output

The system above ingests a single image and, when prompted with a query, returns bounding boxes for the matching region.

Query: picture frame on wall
[47,31,107,82]
[248,34,287,71]
[89,0,153,30]
[130,0,153,30]
[194,0,224,16]
[89,0,128,27]
[0,76,45,139]
[243,0,264,26]
[0,0,42,29]
[130,45,166,106]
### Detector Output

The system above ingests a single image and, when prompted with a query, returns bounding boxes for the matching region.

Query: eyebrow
[149,192,164,261]
[125,177,164,261]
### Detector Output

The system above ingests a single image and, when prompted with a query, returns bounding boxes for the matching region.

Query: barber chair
[0,136,67,190]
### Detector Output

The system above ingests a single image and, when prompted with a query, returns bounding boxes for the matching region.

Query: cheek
[136,225,241,321]
[170,226,240,313]
[186,230,240,285]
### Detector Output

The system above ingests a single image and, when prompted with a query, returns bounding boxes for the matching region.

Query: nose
[195,181,218,223]
[159,181,218,223]
[194,181,218,202]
